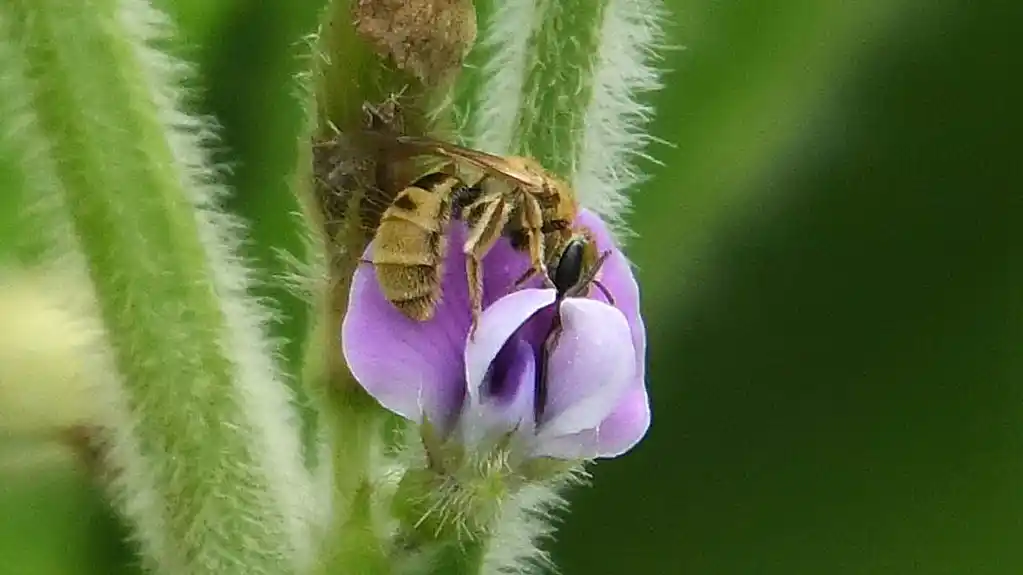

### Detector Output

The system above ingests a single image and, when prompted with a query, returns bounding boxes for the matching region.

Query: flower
[341,209,649,461]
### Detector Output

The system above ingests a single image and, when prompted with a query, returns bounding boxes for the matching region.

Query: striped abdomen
[371,172,464,320]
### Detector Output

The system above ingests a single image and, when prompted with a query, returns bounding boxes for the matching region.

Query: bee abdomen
[376,264,440,298]
[382,187,452,232]
[370,245,442,266]
[393,296,439,321]
[374,263,441,321]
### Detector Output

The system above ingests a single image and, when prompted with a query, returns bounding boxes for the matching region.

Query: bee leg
[466,255,484,338]
[592,280,616,305]
[511,266,541,289]
[520,196,552,287]
[535,313,565,422]
[463,198,513,339]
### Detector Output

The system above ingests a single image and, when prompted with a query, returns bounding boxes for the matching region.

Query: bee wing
[394,136,545,188]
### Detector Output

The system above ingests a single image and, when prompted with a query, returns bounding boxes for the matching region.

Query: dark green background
[2,0,1018,573]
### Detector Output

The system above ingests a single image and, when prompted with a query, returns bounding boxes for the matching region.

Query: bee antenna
[593,279,615,306]
[563,248,614,301]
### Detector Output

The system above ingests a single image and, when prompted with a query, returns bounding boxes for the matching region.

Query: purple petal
[535,298,636,441]
[464,289,557,401]
[531,388,651,460]
[479,237,543,305]
[529,353,650,459]
[340,226,474,431]
[595,386,651,457]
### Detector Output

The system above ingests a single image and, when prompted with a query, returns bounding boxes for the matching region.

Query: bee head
[548,232,602,298]
[545,225,616,303]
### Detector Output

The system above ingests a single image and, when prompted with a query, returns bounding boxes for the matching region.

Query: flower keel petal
[532,429,599,460]
[464,288,557,400]
[536,298,635,441]
[595,386,651,458]
[460,338,537,446]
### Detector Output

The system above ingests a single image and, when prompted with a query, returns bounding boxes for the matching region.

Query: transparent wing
[394,136,545,187]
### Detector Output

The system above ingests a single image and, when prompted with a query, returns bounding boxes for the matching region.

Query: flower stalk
[3,0,315,573]
[305,0,477,572]
[308,0,478,399]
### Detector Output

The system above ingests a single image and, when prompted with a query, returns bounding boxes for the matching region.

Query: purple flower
[341,209,649,461]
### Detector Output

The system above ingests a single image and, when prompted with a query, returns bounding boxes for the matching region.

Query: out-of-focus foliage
[1,0,1018,573]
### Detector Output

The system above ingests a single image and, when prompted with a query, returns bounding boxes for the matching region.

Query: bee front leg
[519,195,553,288]
[466,254,484,338]
[506,235,550,290]
[463,198,512,339]
[511,265,541,289]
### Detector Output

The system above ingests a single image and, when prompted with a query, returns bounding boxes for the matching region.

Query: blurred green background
[2,0,1018,573]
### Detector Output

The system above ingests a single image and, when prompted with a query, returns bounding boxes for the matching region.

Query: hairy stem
[0,13,68,266]
[307,1,477,572]
[197,0,326,463]
[3,0,314,572]
[0,14,97,437]
[514,0,608,178]
[464,0,664,231]
[316,0,454,137]
[465,0,606,171]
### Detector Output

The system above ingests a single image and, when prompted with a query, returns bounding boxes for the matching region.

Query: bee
[363,134,584,334]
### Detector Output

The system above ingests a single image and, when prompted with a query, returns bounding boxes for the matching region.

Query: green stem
[466,0,664,232]
[313,394,393,575]
[0,15,67,265]
[463,0,608,179]
[306,0,475,571]
[198,0,325,467]
[4,0,313,572]
[512,0,607,178]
